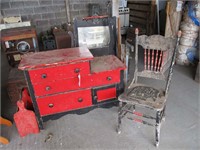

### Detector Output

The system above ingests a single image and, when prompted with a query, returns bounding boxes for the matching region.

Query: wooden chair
[117,28,181,147]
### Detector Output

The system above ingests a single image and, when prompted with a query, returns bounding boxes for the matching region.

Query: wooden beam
[129,10,148,19]
[128,1,151,5]
[129,4,151,12]
[130,16,147,25]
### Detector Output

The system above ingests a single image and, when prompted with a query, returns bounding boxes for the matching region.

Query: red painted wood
[148,49,150,70]
[18,47,94,70]
[36,89,92,116]
[151,50,154,71]
[158,51,163,71]
[14,101,39,137]
[133,111,143,116]
[22,88,33,110]
[32,70,121,97]
[91,70,121,87]
[144,49,147,70]
[154,50,158,71]
[134,118,142,123]
[160,51,166,71]
[96,87,116,102]
[29,61,90,83]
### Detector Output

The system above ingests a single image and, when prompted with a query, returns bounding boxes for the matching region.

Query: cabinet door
[36,89,92,116]
[92,85,118,104]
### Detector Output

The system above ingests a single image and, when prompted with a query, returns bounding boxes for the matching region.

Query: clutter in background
[40,25,73,51]
[177,1,200,65]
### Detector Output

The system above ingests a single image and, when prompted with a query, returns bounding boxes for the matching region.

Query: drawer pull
[45,86,51,91]
[74,68,80,73]
[48,103,54,108]
[41,74,47,79]
[107,76,112,81]
[78,98,83,102]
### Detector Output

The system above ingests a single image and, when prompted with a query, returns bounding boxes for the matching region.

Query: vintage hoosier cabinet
[18,47,126,129]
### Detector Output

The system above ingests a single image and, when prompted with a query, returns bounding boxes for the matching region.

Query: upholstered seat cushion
[118,84,166,110]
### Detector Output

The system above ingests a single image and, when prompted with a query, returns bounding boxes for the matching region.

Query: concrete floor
[1,52,200,149]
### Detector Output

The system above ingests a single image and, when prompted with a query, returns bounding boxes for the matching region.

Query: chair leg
[162,105,166,122]
[155,111,161,147]
[117,101,123,134]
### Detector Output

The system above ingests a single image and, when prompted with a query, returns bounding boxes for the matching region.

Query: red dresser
[18,47,126,129]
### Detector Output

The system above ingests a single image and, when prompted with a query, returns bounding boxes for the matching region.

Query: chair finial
[178,30,182,38]
[135,28,139,35]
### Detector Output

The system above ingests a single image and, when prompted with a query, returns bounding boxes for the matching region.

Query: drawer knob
[74,68,80,73]
[42,74,47,79]
[45,86,51,91]
[48,103,54,108]
[78,98,83,102]
[107,76,112,81]
[94,96,98,100]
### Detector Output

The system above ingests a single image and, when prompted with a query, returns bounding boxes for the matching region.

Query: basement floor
[1,56,199,150]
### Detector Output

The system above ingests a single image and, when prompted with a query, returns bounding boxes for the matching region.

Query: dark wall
[1,0,67,34]
[1,0,111,34]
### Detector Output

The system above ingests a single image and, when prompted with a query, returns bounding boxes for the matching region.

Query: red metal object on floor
[21,88,33,110]
[14,100,39,137]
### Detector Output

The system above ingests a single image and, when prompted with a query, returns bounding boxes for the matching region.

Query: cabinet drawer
[32,70,121,97]
[29,61,90,83]
[37,89,92,116]
[96,87,116,102]
[91,70,121,87]
[33,77,82,97]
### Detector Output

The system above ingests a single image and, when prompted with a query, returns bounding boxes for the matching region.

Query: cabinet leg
[117,101,123,134]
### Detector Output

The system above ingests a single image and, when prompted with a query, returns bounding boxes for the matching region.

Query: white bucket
[178,45,197,54]
[176,53,190,66]
[182,30,199,39]
[180,36,197,47]
[196,10,200,19]
[180,21,199,32]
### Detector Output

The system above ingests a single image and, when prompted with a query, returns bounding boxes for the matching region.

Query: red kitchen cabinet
[18,47,126,129]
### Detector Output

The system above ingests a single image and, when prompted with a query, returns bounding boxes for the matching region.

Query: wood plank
[165,0,183,38]
[129,22,146,28]
[128,4,151,12]
[128,1,151,5]
[129,10,148,19]
[0,21,31,31]
[130,16,147,25]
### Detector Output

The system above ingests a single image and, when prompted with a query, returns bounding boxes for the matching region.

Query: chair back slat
[144,49,147,70]
[129,28,181,90]
[151,50,154,71]
[160,51,166,71]
[154,50,159,72]
[157,51,163,72]
[144,49,166,72]
[147,49,151,70]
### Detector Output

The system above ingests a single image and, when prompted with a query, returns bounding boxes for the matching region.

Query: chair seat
[118,84,166,110]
